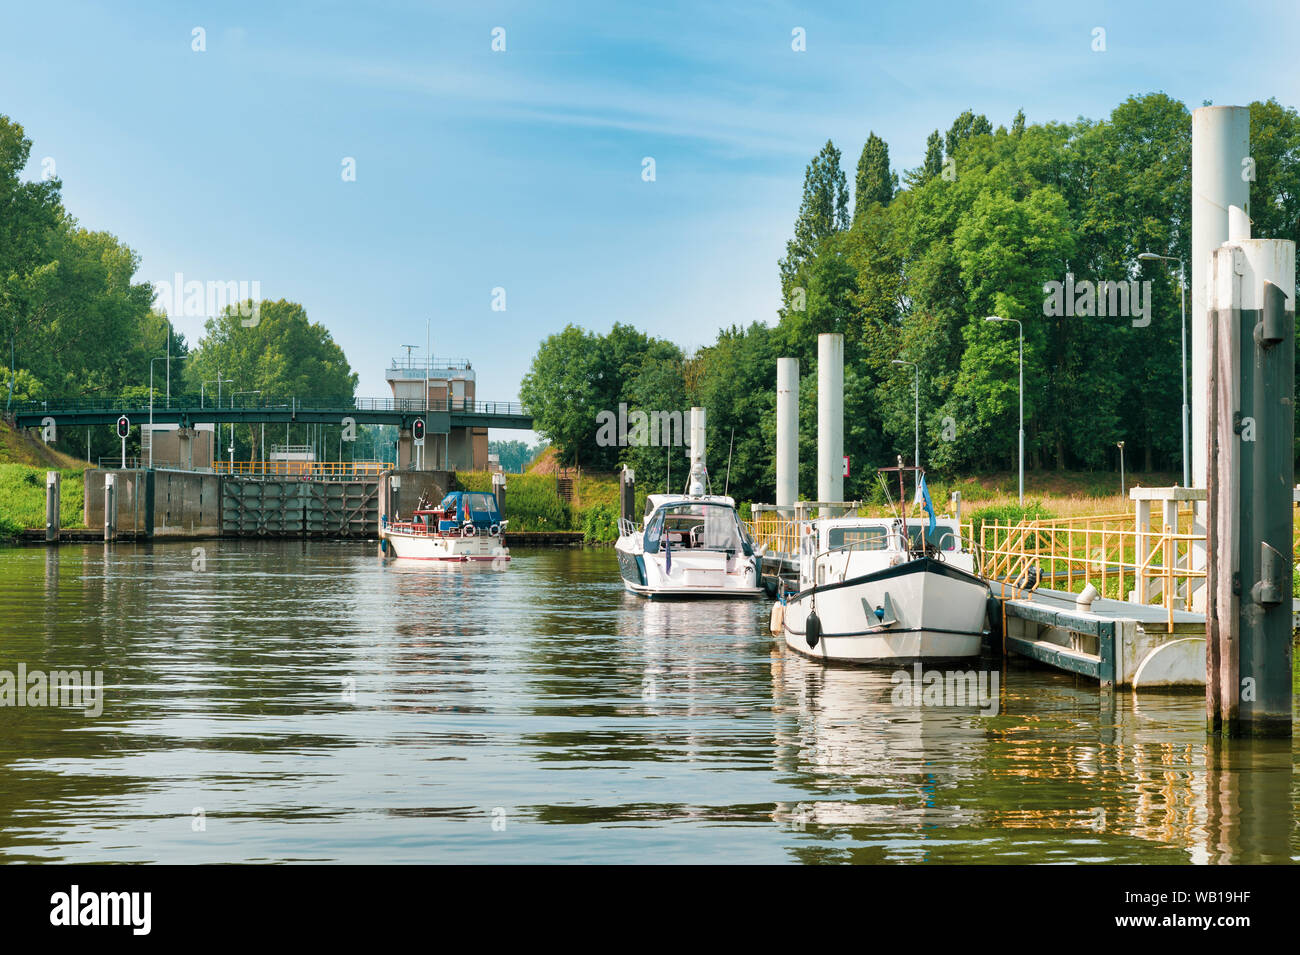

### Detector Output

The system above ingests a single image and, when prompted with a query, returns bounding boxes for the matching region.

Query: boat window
[905,524,959,551]
[827,526,889,551]
[643,510,665,553]
[656,503,743,551]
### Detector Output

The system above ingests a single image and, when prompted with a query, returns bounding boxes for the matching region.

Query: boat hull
[781,558,988,664]
[381,529,509,562]
[614,539,763,599]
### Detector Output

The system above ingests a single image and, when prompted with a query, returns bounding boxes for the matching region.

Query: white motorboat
[380,491,510,564]
[614,407,763,599]
[615,493,763,598]
[775,468,989,664]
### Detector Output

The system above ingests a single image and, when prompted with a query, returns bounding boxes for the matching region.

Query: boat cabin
[641,495,754,556]
[801,516,971,587]
[401,491,504,535]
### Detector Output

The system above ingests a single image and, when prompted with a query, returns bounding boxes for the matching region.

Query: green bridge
[11,396,534,432]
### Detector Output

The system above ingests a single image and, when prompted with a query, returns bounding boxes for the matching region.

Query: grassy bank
[0,464,86,539]
[0,419,90,539]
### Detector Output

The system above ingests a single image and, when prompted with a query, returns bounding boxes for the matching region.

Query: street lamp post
[163,314,172,409]
[1138,252,1189,487]
[984,316,1024,505]
[891,359,920,493]
[1118,440,1126,498]
[148,357,168,468]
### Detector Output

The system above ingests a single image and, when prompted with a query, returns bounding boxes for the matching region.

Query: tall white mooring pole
[817,333,844,509]
[1190,106,1251,609]
[1192,106,1251,491]
[776,357,799,508]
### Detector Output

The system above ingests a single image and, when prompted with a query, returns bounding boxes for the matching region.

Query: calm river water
[0,540,1295,863]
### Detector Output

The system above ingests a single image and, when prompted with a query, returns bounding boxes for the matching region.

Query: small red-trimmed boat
[381,491,510,564]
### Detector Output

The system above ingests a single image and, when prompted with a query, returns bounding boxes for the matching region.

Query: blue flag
[919,473,936,534]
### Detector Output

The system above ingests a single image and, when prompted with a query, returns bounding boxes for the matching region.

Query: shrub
[454,471,571,531]
[580,503,619,543]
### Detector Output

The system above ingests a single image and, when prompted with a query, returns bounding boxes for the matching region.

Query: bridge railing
[12,396,529,416]
[215,460,394,479]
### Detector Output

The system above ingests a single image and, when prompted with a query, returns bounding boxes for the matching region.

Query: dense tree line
[184,301,357,459]
[522,93,1300,501]
[1,114,178,460]
[1,113,358,463]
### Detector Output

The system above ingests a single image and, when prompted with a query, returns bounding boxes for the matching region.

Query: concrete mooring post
[1205,216,1295,737]
[45,471,60,543]
[389,474,401,522]
[103,474,117,542]
[492,471,507,519]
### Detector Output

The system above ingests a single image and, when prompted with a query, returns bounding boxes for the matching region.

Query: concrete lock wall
[153,469,221,536]
[379,470,450,524]
[85,469,221,538]
[84,469,147,535]
[85,469,382,539]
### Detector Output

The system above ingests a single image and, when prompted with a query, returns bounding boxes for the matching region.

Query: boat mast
[687,406,708,496]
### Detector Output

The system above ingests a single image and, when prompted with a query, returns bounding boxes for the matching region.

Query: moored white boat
[613,407,763,599]
[615,493,763,598]
[776,469,989,664]
[381,490,510,564]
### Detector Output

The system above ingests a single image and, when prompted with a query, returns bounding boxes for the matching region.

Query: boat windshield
[438,492,502,526]
[905,523,960,552]
[827,525,890,551]
[644,502,750,554]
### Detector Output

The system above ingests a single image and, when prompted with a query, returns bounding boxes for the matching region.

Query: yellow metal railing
[214,460,393,478]
[979,519,1209,631]
[747,514,804,557]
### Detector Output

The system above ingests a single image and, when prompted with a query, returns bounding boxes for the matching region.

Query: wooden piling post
[619,467,635,526]
[1206,236,1294,737]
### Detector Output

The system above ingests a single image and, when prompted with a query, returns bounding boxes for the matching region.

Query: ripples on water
[0,541,1295,863]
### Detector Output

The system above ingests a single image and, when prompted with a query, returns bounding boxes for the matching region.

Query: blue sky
[3,0,1298,435]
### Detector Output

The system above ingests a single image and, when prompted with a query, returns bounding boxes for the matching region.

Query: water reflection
[0,541,1292,863]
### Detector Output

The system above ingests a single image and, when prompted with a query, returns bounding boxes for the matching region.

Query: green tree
[853,132,897,218]
[184,299,357,459]
[779,140,850,298]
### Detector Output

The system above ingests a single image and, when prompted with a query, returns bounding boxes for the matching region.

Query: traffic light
[116,415,130,439]
[412,418,425,442]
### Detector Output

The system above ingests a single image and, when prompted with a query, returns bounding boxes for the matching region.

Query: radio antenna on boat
[875,471,898,519]
[723,426,735,497]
